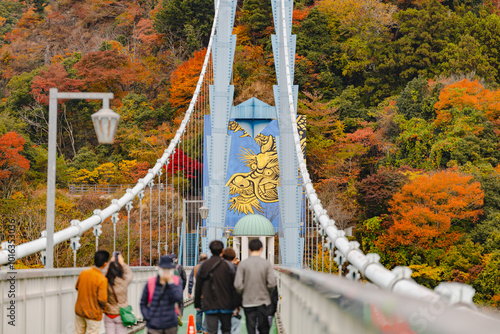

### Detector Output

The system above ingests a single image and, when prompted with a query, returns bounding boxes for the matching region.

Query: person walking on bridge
[194,240,239,334]
[188,253,209,333]
[74,250,110,334]
[140,255,183,334]
[222,247,242,334]
[168,252,187,318]
[234,239,276,334]
[168,253,187,291]
[103,252,133,334]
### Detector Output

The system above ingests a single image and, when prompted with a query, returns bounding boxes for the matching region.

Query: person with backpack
[194,241,239,334]
[234,239,276,334]
[104,252,133,334]
[140,255,183,334]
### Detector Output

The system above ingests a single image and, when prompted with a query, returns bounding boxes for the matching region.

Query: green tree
[153,0,214,53]
[470,216,500,254]
[472,251,500,306]
[69,147,99,172]
[366,0,465,101]
[239,0,273,45]
[438,34,497,82]
[330,85,368,123]
[119,93,168,129]
[0,1,24,45]
[396,76,441,120]
[30,0,48,15]
[295,7,343,99]
[390,0,462,80]
[466,11,500,83]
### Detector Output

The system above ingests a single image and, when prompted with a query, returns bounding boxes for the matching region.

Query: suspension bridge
[1,0,500,333]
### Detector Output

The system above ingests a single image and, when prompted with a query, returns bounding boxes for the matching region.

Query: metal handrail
[275,267,500,334]
[68,183,168,195]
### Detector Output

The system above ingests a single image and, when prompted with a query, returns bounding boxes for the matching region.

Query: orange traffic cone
[187,313,196,334]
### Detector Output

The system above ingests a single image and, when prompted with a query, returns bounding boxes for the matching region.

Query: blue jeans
[196,309,207,332]
[231,311,242,334]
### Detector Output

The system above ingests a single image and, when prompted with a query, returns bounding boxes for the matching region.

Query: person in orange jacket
[75,250,110,334]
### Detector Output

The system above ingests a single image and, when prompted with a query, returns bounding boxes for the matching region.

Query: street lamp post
[199,205,209,251]
[199,205,209,220]
[224,228,231,247]
[45,88,119,269]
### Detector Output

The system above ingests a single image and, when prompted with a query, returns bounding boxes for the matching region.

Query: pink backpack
[147,276,181,315]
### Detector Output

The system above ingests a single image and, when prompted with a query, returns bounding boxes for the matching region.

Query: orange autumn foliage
[234,25,251,46]
[0,132,30,180]
[434,79,500,128]
[169,49,206,112]
[377,169,484,251]
[31,63,84,104]
[74,50,139,103]
[293,7,310,27]
[135,18,163,52]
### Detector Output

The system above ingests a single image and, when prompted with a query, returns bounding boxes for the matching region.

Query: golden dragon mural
[225,117,306,215]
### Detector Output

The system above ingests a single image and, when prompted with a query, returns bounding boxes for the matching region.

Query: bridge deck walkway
[136,304,278,334]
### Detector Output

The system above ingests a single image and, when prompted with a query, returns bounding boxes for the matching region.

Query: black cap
[158,255,176,269]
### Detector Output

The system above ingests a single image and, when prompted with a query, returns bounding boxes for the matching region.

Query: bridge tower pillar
[204,0,237,252]
[272,0,303,268]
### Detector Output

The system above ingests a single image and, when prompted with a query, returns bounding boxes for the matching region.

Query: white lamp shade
[199,205,209,219]
[91,108,120,144]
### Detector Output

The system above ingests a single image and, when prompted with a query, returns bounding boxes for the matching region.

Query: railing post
[126,199,133,265]
[111,211,119,253]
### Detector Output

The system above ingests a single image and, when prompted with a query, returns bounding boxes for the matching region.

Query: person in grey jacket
[234,239,276,334]
[104,253,133,334]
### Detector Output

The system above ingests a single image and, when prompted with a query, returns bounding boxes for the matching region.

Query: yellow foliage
[94,162,116,184]
[401,170,423,181]
[50,54,65,64]
[233,25,251,46]
[72,168,99,184]
[409,264,448,281]
[493,294,500,308]
[55,196,77,217]
[116,160,138,183]
[14,261,43,269]
[11,191,24,200]
[0,16,6,28]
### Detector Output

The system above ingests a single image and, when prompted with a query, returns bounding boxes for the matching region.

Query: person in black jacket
[140,256,183,334]
[194,240,238,334]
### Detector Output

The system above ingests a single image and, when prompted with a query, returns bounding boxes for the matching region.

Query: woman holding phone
[104,252,133,334]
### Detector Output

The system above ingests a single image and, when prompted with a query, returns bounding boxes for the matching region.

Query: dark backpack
[199,259,223,302]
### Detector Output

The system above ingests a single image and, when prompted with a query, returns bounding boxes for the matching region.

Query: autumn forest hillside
[1,0,500,307]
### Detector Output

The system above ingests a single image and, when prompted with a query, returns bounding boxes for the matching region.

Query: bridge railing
[68,184,169,195]
[0,267,192,334]
[275,267,500,334]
